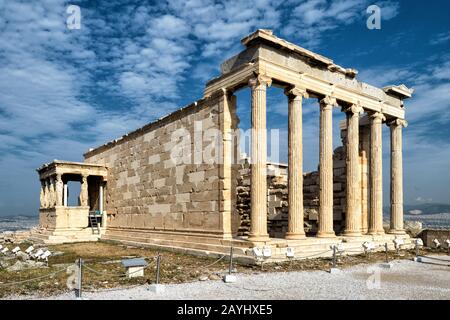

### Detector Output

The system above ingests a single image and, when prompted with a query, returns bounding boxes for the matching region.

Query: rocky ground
[0,241,448,299]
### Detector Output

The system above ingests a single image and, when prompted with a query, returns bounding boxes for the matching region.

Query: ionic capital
[370,111,386,122]
[284,86,308,99]
[320,96,338,110]
[248,74,272,88]
[387,118,408,128]
[343,103,363,115]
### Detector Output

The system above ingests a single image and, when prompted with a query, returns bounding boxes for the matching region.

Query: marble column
[360,126,371,234]
[248,74,271,242]
[388,119,407,234]
[99,183,104,213]
[344,104,363,236]
[63,183,68,206]
[79,175,89,207]
[285,87,307,240]
[368,112,386,235]
[317,96,337,238]
[285,86,308,239]
[55,174,63,206]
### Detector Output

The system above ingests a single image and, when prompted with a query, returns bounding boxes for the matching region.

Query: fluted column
[55,174,63,206]
[285,86,308,240]
[368,112,385,235]
[388,119,407,234]
[317,96,337,238]
[79,175,89,207]
[344,104,363,236]
[248,74,271,242]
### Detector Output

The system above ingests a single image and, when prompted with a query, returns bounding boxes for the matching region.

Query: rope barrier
[297,249,333,259]
[0,267,66,287]
[198,254,227,269]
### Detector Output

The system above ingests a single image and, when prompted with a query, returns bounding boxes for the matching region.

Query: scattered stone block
[223,274,237,283]
[380,262,393,269]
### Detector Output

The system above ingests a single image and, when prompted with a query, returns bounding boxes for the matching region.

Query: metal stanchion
[156,254,161,285]
[148,254,164,293]
[329,246,340,274]
[380,242,392,269]
[223,246,236,283]
[76,258,83,299]
[228,246,234,275]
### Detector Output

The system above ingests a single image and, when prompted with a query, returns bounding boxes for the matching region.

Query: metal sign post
[223,246,237,283]
[77,258,83,299]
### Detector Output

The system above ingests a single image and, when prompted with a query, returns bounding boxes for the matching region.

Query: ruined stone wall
[236,133,349,238]
[84,92,238,236]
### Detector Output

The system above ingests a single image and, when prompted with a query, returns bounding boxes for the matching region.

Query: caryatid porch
[205,29,413,244]
[36,161,107,238]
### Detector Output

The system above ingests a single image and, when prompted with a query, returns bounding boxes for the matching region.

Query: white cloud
[283,0,400,48]
[430,31,450,45]
[377,0,400,20]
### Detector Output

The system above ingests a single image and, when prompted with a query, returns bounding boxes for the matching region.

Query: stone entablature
[205,29,412,120]
[37,160,108,181]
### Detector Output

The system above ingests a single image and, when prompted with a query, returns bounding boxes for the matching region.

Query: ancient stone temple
[33,30,414,262]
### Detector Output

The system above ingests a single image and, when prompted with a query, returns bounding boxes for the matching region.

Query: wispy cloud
[430,31,450,45]
[282,0,399,48]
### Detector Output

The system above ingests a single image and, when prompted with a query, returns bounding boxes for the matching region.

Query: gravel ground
[6,256,450,300]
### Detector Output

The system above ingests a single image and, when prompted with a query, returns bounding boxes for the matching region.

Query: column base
[285,232,306,240]
[343,230,362,237]
[248,234,270,242]
[316,231,336,238]
[388,229,406,235]
[368,230,385,235]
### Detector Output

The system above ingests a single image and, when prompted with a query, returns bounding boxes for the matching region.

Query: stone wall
[84,91,239,237]
[419,229,450,247]
[236,137,349,238]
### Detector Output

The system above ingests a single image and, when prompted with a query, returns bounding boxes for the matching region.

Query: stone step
[103,228,250,248]
[101,233,248,256]
[101,236,255,264]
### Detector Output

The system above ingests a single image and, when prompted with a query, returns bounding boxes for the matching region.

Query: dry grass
[0,241,444,298]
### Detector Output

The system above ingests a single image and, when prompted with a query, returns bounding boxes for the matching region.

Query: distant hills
[388,203,450,215]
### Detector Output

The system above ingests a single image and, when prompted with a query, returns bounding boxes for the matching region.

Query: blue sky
[0,0,449,216]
